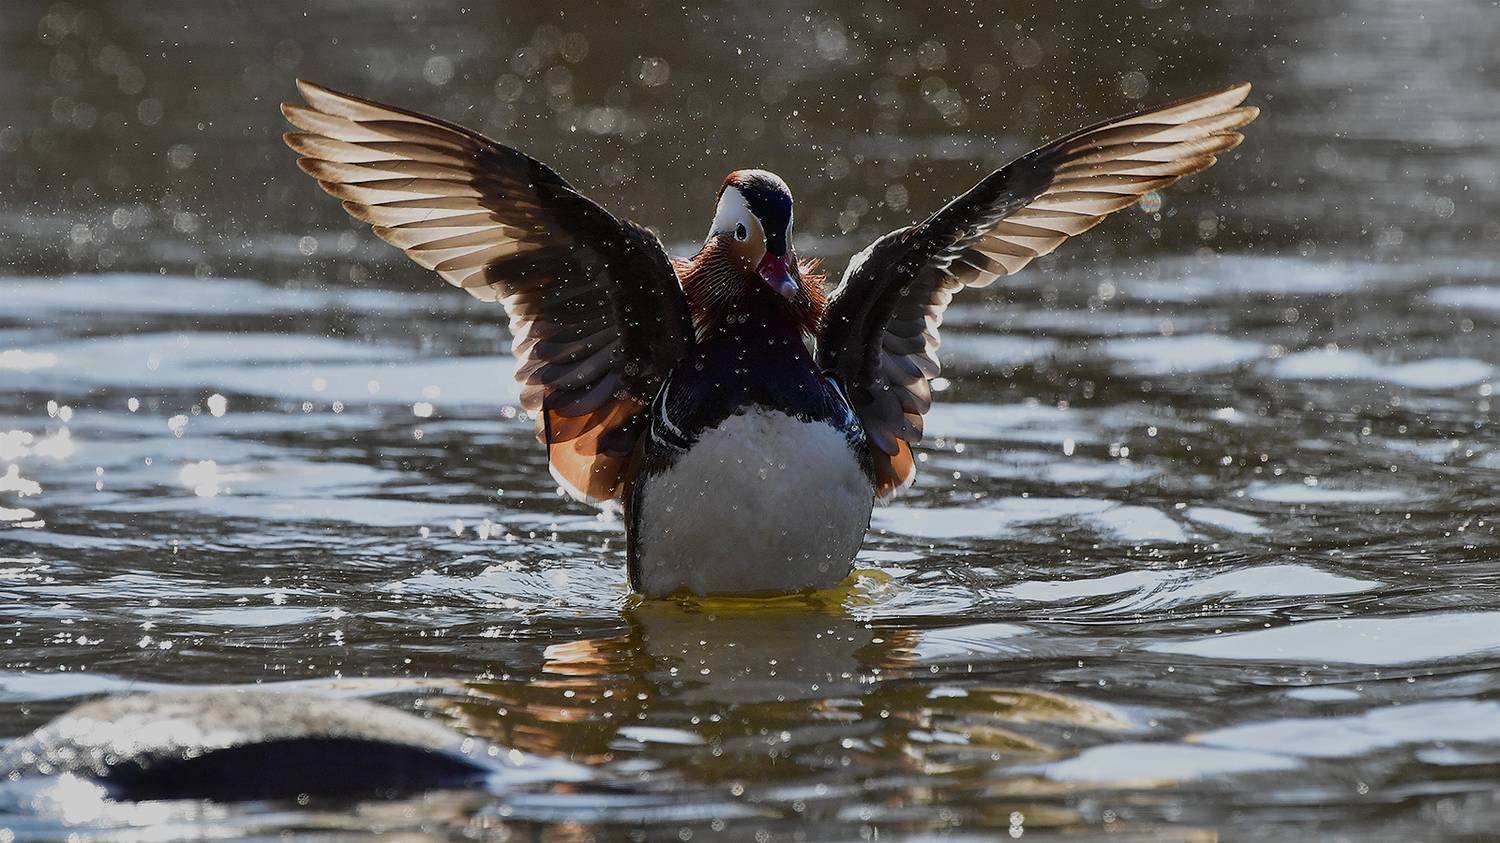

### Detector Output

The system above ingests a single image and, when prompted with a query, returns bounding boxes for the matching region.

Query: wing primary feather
[820,83,1259,495]
[281,79,695,502]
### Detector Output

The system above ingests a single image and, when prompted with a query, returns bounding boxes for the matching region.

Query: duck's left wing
[282,80,695,502]
[818,83,1258,496]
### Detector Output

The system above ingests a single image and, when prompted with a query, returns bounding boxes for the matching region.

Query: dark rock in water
[0,690,553,802]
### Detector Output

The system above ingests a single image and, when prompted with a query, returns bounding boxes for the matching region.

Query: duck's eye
[734,222,748,241]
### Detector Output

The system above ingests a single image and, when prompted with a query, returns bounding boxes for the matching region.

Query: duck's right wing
[282,80,695,502]
[818,84,1259,496]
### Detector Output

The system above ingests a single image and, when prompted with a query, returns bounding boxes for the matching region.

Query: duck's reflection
[438,594,918,761]
[430,587,1133,830]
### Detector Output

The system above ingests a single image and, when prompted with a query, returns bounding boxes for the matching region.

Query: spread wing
[818,83,1259,496]
[282,80,695,502]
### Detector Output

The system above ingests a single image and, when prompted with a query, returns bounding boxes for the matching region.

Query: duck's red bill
[757,254,798,299]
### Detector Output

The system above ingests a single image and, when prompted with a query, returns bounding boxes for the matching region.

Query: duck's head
[687,169,823,335]
[705,169,799,298]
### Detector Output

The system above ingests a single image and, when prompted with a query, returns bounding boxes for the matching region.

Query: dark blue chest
[648,324,864,454]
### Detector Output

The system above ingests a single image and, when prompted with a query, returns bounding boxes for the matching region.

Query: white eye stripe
[708,187,754,243]
[706,184,795,247]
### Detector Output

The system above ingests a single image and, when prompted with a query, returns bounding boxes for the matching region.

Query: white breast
[634,409,874,596]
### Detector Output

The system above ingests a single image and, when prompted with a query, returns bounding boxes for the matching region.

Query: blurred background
[3,0,1494,283]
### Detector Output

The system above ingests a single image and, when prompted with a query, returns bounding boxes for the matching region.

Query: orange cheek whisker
[677,241,825,339]
[797,258,828,331]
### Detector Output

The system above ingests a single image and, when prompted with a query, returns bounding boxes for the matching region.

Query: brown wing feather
[821,83,1260,497]
[282,80,694,502]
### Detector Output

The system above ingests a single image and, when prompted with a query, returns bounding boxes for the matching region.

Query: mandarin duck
[282,80,1258,596]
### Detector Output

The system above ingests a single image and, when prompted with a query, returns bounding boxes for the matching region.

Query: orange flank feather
[871,438,917,499]
[543,397,647,501]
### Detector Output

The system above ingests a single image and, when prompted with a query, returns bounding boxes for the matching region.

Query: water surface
[2,0,1499,838]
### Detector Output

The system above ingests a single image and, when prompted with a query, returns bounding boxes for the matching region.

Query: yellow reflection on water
[611,565,900,616]
[428,578,1128,830]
